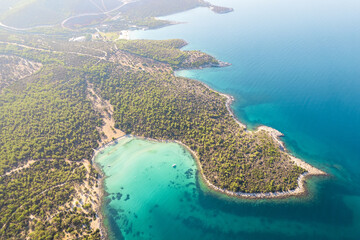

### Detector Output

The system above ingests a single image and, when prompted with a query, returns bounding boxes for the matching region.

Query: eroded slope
[0,55,42,91]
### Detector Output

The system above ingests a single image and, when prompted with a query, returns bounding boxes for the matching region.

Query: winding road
[0,41,107,60]
[0,0,138,31]
[61,0,137,29]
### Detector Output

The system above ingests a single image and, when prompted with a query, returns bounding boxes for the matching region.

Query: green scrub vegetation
[116,39,219,69]
[0,34,305,239]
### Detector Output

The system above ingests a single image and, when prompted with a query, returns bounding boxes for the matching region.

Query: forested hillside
[87,63,305,193]
[116,39,220,69]
[0,0,209,31]
[0,38,103,239]
[0,35,306,239]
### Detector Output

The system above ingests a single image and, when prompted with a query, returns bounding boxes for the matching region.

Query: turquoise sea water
[96,0,360,239]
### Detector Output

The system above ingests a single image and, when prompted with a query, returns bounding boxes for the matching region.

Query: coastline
[91,121,328,238]
[190,81,328,198]
[256,126,327,177]
[92,128,327,208]
[200,81,247,129]
[90,136,136,240]
[90,140,122,240]
[90,80,329,238]
[175,137,326,199]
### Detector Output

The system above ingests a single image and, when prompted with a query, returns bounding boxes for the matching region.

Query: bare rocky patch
[0,55,42,91]
[87,83,125,145]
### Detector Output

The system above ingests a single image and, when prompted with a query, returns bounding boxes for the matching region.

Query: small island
[208,5,234,14]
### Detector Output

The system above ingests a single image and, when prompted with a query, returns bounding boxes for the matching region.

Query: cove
[95,137,358,239]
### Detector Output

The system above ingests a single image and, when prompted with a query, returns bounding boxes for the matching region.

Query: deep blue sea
[97,0,360,239]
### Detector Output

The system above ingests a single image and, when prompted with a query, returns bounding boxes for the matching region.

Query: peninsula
[0,30,327,238]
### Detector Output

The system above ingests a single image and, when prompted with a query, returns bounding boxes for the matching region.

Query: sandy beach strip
[257,126,327,177]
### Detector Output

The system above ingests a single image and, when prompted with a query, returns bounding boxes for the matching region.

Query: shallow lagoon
[96,138,358,239]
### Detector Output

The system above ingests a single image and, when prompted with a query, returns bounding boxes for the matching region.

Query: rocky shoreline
[177,135,326,200]
[181,79,328,199]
